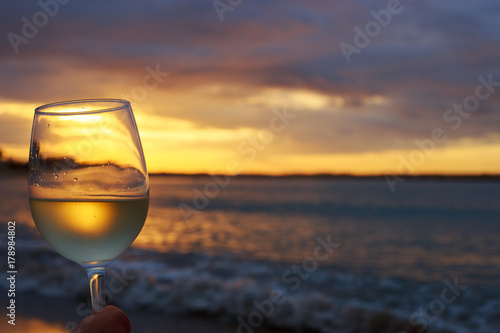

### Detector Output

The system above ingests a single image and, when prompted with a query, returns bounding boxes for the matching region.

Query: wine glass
[28,99,149,312]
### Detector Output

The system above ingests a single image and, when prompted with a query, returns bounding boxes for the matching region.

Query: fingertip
[76,305,131,333]
[103,305,131,332]
[99,305,131,332]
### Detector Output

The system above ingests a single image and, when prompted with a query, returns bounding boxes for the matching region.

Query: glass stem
[87,268,106,313]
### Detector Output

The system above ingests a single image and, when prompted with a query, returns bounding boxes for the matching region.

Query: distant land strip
[2,159,500,180]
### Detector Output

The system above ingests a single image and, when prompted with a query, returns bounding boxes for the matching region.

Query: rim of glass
[35,99,130,115]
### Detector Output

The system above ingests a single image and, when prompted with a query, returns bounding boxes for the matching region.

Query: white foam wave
[1,242,499,333]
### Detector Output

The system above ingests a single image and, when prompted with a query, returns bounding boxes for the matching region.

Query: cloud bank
[1,0,499,173]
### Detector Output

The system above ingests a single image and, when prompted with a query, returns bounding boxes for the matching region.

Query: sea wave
[1,238,499,333]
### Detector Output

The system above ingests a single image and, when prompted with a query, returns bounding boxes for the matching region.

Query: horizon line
[2,161,500,179]
[149,172,500,179]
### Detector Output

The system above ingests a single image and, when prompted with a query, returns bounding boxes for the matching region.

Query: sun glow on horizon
[2,95,500,176]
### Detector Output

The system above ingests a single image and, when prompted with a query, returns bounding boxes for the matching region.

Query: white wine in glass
[28,99,149,312]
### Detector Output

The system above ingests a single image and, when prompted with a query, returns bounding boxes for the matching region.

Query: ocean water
[1,173,500,332]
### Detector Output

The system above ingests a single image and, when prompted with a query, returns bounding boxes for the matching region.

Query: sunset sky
[1,0,499,175]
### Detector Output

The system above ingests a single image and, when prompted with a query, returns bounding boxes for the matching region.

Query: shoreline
[3,166,500,181]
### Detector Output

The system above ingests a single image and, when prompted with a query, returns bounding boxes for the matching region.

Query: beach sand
[2,293,284,333]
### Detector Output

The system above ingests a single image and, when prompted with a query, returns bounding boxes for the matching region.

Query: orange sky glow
[1,1,499,175]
